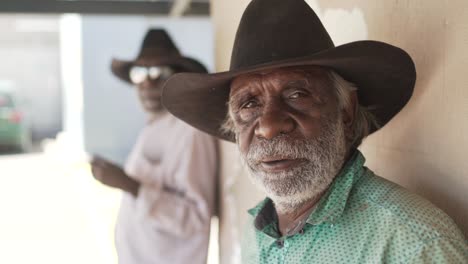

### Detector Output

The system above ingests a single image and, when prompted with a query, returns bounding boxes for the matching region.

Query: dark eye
[288,89,309,99]
[241,99,258,109]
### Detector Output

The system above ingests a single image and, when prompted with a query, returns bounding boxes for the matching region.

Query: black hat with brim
[162,0,416,142]
[111,29,207,84]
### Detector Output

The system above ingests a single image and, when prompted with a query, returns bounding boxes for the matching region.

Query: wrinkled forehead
[229,65,331,95]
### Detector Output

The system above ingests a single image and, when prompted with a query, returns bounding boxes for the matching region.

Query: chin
[145,107,165,113]
[152,108,164,113]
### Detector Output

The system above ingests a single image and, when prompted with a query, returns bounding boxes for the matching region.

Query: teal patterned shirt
[242,151,468,263]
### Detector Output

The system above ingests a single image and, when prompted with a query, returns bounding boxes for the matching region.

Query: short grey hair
[221,70,379,148]
[327,71,379,148]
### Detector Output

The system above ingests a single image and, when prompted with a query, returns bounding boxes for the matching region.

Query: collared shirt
[115,113,217,264]
[242,151,468,263]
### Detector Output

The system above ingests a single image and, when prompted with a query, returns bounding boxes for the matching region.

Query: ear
[342,90,358,139]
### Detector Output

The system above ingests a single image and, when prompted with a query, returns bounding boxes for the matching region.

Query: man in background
[91,29,217,264]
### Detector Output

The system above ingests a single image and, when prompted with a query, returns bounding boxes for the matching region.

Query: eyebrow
[283,79,308,88]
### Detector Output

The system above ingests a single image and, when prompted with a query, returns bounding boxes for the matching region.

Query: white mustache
[241,114,347,214]
[246,136,311,166]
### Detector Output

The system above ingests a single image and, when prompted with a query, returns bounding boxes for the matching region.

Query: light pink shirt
[115,113,217,264]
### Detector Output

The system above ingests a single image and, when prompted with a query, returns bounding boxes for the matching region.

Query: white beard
[242,113,347,214]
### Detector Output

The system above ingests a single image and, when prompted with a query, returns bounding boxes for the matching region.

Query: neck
[147,110,167,122]
[275,190,325,236]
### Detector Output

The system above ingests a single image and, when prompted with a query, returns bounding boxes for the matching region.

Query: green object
[243,151,468,263]
[0,83,31,151]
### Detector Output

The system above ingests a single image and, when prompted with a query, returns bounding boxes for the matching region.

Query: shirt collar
[248,198,280,238]
[248,150,366,234]
[306,150,365,225]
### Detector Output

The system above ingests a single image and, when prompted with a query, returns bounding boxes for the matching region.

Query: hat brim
[162,40,416,142]
[111,56,208,84]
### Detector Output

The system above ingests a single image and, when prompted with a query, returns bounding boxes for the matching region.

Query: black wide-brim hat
[111,29,207,83]
[162,0,416,142]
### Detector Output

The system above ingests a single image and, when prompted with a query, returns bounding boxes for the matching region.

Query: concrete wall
[0,15,62,141]
[211,0,468,263]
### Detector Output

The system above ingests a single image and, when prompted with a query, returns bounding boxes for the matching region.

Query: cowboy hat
[162,0,416,142]
[111,29,207,83]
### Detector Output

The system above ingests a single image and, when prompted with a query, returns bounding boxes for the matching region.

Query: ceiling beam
[0,1,210,16]
[170,0,192,17]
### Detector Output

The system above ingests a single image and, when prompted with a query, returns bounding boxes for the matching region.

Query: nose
[139,78,153,89]
[254,100,295,139]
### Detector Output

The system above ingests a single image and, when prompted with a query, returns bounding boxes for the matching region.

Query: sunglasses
[129,66,175,84]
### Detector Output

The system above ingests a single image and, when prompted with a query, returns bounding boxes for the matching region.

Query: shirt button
[276,240,284,248]
[299,229,305,235]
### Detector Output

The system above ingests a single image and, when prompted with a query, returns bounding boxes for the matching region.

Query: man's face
[136,77,165,114]
[132,60,175,114]
[229,66,353,212]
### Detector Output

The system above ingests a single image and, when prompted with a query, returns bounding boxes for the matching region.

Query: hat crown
[230,0,334,70]
[137,29,181,60]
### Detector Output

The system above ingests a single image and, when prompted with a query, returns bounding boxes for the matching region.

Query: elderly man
[162,0,467,263]
[90,29,217,264]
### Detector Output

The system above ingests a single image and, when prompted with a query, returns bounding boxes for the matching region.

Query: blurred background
[1,1,468,264]
[0,1,216,263]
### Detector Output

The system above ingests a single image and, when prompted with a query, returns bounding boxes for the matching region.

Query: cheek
[235,122,256,156]
[237,133,250,157]
[292,113,325,138]
[236,107,260,124]
[290,99,337,136]
[232,107,258,132]
[299,123,322,138]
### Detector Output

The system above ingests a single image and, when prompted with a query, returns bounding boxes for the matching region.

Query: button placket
[276,239,284,248]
